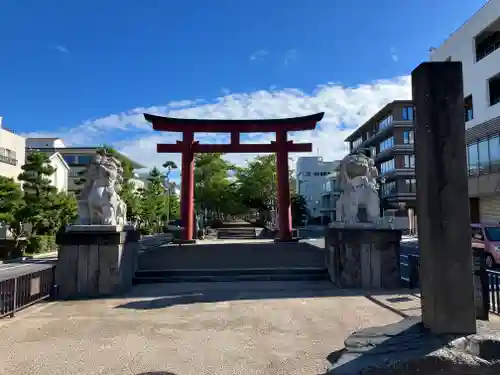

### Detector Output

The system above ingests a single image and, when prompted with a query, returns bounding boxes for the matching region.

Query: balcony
[0,155,17,166]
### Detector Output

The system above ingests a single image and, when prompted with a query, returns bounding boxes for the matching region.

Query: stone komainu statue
[78,153,127,225]
[336,151,381,224]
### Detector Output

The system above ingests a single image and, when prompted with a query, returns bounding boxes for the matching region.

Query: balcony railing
[0,155,17,166]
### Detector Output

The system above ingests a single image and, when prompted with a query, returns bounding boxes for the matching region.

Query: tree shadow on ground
[115,281,406,310]
[320,317,452,374]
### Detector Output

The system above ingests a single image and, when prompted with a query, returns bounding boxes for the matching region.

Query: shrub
[26,235,56,254]
[139,227,153,236]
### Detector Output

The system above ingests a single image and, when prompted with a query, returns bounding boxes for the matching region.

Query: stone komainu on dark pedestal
[325,226,402,289]
[55,226,140,299]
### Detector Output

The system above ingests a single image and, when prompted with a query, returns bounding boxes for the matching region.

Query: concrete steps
[217,228,257,240]
[133,267,329,284]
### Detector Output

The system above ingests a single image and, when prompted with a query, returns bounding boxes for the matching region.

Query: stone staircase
[134,267,329,283]
[134,241,328,284]
[216,227,257,240]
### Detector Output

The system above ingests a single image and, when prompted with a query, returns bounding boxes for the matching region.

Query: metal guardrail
[488,270,500,315]
[401,253,499,315]
[0,264,55,319]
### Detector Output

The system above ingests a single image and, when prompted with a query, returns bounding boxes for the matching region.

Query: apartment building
[0,117,25,182]
[26,138,146,196]
[430,0,500,222]
[295,156,335,220]
[344,100,416,222]
[320,169,342,223]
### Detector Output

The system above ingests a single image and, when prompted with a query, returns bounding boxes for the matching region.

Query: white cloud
[249,49,269,62]
[284,49,298,66]
[390,47,399,62]
[53,44,70,54]
[24,76,412,179]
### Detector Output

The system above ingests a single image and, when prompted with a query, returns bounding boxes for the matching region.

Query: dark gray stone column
[411,62,476,334]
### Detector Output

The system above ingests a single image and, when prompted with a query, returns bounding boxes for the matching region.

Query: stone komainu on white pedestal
[77,153,127,225]
[336,153,381,224]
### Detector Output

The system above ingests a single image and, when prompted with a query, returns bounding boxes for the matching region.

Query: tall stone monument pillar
[412,62,476,334]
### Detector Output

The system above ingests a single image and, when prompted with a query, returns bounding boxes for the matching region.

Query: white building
[46,152,70,193]
[26,137,146,196]
[430,0,500,223]
[0,117,26,182]
[295,156,336,220]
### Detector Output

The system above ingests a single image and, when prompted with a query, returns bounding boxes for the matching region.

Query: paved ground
[0,281,402,375]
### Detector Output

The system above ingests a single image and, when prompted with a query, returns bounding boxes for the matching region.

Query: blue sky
[0,0,489,178]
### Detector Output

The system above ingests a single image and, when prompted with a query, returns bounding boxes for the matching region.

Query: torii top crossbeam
[144,112,324,133]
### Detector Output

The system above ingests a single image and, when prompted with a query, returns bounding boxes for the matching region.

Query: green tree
[0,176,23,224]
[194,153,235,218]
[17,152,58,235]
[291,193,308,227]
[236,154,277,218]
[139,167,169,232]
[162,160,178,223]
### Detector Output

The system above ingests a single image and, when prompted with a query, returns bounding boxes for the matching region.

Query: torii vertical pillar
[180,131,195,242]
[275,129,293,241]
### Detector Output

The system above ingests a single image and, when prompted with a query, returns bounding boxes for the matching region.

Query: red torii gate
[144,112,324,242]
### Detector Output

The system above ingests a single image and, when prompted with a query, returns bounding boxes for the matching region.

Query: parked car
[471,223,500,269]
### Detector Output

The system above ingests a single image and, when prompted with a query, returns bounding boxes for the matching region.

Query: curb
[0,251,58,264]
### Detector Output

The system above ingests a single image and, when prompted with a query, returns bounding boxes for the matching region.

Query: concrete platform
[0,281,402,375]
[139,240,325,271]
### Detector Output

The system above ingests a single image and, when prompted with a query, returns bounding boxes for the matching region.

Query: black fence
[0,264,56,319]
[402,253,500,316]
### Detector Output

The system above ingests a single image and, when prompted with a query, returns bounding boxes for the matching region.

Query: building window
[488,73,500,107]
[478,138,490,174]
[63,155,77,165]
[464,95,474,122]
[400,179,417,193]
[381,181,396,197]
[402,106,414,121]
[352,137,363,149]
[403,130,414,144]
[380,158,395,174]
[489,136,500,173]
[468,143,479,176]
[304,172,311,177]
[475,18,500,62]
[379,136,394,152]
[404,155,415,168]
[0,147,18,166]
[378,114,394,132]
[78,155,92,165]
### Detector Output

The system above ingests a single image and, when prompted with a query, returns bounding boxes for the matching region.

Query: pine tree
[17,152,57,235]
[0,176,23,224]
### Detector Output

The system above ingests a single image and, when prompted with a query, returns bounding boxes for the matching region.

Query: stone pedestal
[325,225,402,289]
[327,317,500,374]
[55,225,140,299]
